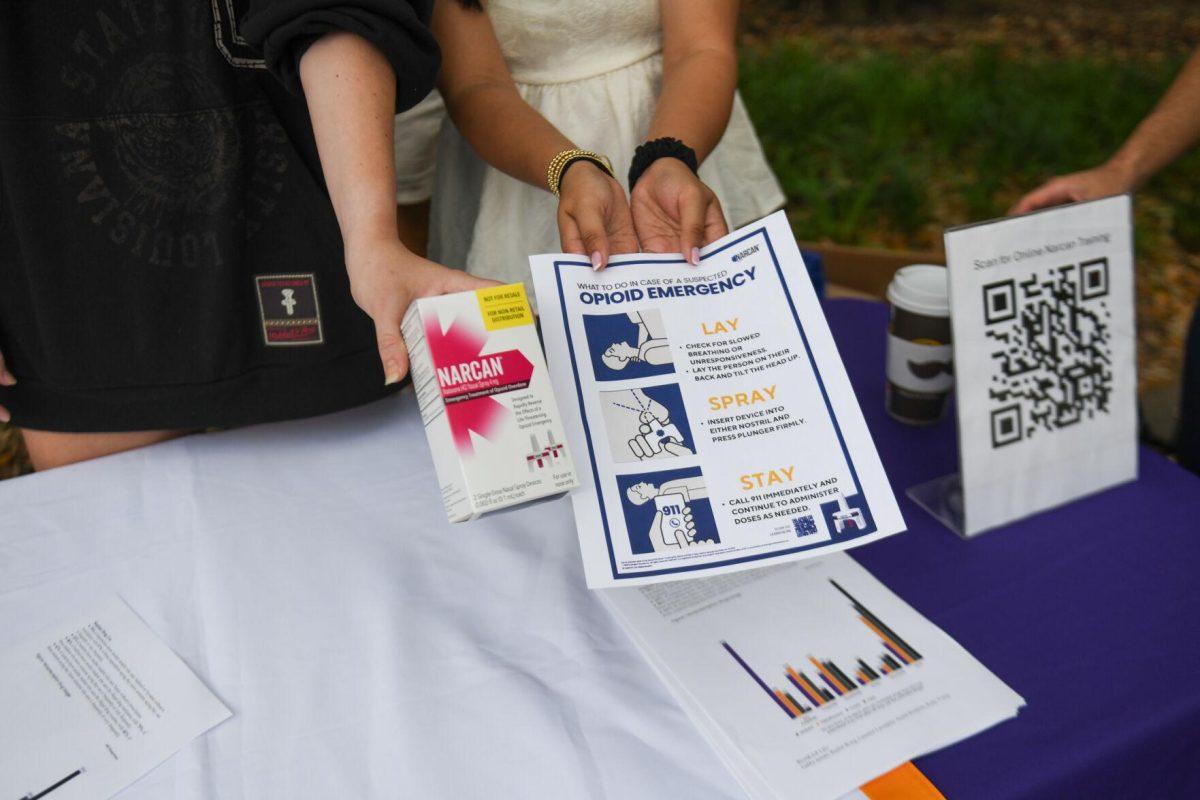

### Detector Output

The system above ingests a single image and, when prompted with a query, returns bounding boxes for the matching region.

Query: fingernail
[591,251,603,271]
[0,406,9,423]
[0,370,14,387]
[690,247,701,266]
[384,361,401,386]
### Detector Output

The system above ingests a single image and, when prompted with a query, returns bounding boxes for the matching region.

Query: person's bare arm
[434,3,567,190]
[650,0,740,162]
[299,31,494,384]
[433,1,636,268]
[1013,46,1200,214]
[301,32,398,253]
[1112,47,1200,183]
[630,0,737,261]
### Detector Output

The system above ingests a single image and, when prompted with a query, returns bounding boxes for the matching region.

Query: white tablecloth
[0,395,745,799]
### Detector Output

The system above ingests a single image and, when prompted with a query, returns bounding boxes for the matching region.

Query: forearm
[648,49,738,162]
[294,31,494,384]
[299,31,399,246]
[433,0,575,192]
[442,80,573,190]
[1109,47,1200,187]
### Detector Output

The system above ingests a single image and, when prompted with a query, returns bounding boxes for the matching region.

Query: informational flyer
[602,553,1025,800]
[943,196,1138,535]
[0,597,232,800]
[531,211,905,588]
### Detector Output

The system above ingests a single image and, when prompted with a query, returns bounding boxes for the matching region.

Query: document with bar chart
[602,554,1024,800]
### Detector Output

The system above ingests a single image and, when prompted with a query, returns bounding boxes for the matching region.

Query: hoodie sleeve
[240,0,440,112]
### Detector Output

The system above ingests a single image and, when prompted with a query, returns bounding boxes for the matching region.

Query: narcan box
[402,284,579,522]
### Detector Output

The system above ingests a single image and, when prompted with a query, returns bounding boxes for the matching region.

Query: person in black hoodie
[0,0,493,469]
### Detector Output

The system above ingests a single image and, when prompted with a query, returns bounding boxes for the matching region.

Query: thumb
[703,195,729,245]
[575,207,612,271]
[0,347,13,423]
[375,310,409,386]
[0,347,15,387]
[441,268,502,293]
[678,189,708,266]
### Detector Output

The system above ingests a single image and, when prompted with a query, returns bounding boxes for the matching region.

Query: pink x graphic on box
[426,315,534,453]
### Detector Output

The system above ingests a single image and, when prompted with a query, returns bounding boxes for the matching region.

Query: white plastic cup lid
[886,264,949,317]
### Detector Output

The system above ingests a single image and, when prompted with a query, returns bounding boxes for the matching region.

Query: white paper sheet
[944,196,1138,535]
[0,597,231,800]
[602,553,1025,800]
[530,211,905,587]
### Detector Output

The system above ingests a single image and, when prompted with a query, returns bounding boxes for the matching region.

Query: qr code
[792,514,819,538]
[982,259,1112,448]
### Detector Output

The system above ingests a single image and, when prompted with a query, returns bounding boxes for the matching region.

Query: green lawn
[739,41,1200,255]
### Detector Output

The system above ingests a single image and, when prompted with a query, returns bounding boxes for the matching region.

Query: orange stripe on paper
[800,672,827,702]
[860,616,914,665]
[860,762,945,800]
[787,666,823,706]
[775,690,803,717]
[808,656,853,693]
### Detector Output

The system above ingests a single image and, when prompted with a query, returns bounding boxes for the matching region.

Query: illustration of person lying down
[602,311,673,370]
[626,476,711,553]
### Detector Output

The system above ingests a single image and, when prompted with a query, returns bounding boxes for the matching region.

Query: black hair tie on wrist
[628,137,699,189]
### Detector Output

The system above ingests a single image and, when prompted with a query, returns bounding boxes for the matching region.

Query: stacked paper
[602,553,1024,800]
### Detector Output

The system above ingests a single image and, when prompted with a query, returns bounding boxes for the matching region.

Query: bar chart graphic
[722,580,923,719]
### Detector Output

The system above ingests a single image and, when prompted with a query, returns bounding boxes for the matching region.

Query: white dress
[426,0,786,288]
[393,90,445,205]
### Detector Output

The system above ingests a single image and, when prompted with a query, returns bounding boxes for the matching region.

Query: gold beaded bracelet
[546,148,615,196]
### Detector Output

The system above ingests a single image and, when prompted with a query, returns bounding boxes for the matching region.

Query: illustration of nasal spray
[830,491,867,533]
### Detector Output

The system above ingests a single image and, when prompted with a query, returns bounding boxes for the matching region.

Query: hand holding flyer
[531,211,905,587]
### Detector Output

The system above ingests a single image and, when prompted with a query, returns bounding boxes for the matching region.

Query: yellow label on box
[476,284,533,331]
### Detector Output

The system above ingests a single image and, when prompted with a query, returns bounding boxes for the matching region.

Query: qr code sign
[982,259,1112,448]
[792,514,819,538]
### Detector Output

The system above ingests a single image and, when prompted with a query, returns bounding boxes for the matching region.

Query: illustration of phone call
[654,491,694,548]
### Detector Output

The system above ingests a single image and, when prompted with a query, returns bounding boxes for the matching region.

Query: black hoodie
[0,0,438,431]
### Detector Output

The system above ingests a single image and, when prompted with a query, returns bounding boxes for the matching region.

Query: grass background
[738,0,1200,407]
[740,43,1199,250]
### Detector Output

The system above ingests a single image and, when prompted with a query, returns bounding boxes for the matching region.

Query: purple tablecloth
[828,298,1200,799]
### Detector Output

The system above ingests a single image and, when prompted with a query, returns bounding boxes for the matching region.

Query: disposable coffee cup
[886,265,952,425]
